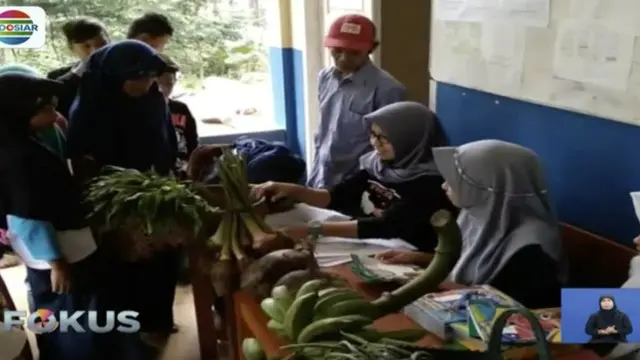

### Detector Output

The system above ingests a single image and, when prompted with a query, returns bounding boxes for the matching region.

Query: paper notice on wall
[434,0,549,27]
[499,0,549,27]
[434,0,467,21]
[553,20,634,90]
[434,0,502,22]
[568,0,640,36]
[458,0,501,22]
[481,23,526,90]
[631,192,640,224]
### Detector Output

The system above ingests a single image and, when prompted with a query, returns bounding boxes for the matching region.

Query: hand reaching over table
[375,250,433,267]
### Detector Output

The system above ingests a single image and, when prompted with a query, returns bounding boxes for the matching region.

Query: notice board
[430,0,640,125]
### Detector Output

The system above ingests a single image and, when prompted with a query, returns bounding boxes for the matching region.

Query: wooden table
[232,264,603,360]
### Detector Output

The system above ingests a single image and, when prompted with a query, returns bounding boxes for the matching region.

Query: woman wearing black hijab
[0,73,138,359]
[586,295,633,343]
[67,40,179,338]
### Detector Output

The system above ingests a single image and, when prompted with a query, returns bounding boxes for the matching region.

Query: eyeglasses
[369,130,389,144]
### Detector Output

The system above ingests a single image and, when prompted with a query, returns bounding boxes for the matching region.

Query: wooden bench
[561,223,637,288]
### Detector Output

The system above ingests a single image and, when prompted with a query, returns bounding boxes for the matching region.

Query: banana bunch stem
[208,150,284,294]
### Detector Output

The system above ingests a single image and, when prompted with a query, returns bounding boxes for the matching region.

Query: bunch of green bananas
[260,279,427,349]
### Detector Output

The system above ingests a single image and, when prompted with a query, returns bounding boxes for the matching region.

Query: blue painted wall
[436,82,640,245]
[268,46,306,160]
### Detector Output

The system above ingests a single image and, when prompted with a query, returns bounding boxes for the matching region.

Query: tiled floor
[0,265,200,360]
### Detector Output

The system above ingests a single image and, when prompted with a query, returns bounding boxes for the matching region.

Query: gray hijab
[359,101,447,183]
[432,139,563,285]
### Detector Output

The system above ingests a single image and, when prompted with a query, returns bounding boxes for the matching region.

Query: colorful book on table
[467,300,561,344]
[404,285,522,341]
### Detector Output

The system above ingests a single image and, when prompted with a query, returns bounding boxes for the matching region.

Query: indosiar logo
[0,7,46,48]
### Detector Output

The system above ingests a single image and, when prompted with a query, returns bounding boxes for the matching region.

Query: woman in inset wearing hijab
[586,295,633,343]
[376,140,564,309]
[0,73,125,359]
[253,101,456,252]
[66,40,179,338]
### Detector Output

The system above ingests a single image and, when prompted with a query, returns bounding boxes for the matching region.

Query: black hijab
[0,73,62,141]
[597,295,621,325]
[0,73,84,230]
[67,40,177,175]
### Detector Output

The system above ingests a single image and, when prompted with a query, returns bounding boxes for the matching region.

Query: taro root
[274,269,347,295]
[241,249,315,299]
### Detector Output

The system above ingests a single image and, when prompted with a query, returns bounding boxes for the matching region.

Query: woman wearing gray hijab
[377,140,564,308]
[253,101,456,251]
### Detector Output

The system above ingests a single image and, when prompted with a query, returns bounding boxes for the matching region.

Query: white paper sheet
[316,256,353,267]
[265,204,351,229]
[0,323,28,360]
[265,204,416,268]
[499,0,549,27]
[630,192,640,224]
[434,0,548,27]
[481,23,526,90]
[434,0,467,21]
[568,0,640,36]
[553,20,634,90]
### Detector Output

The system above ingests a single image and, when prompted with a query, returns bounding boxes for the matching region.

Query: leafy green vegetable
[85,166,219,237]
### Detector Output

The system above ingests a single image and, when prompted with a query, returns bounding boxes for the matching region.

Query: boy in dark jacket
[47,17,109,119]
[156,54,199,177]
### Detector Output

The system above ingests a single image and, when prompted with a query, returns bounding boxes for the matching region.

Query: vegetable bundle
[282,333,437,360]
[207,149,294,295]
[85,166,217,262]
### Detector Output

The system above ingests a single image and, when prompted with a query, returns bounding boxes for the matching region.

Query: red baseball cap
[324,14,376,52]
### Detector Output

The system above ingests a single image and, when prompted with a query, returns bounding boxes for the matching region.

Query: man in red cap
[308,14,406,189]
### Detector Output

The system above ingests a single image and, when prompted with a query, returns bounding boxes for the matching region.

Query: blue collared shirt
[307,61,406,189]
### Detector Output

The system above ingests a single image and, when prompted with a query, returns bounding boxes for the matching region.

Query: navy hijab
[67,40,177,175]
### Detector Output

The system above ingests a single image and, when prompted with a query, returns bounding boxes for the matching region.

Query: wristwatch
[308,220,323,239]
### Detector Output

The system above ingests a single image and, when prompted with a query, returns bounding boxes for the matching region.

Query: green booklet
[350,254,421,284]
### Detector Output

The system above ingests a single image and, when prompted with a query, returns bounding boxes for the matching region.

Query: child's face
[70,33,108,60]
[30,97,59,131]
[137,34,171,52]
[157,72,177,99]
[369,123,394,161]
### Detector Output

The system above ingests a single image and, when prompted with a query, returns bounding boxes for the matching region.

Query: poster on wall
[434,0,549,27]
[480,23,526,91]
[553,20,635,91]
[568,0,640,36]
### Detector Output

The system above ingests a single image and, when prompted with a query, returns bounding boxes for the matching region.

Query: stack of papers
[265,204,417,267]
